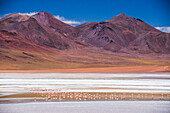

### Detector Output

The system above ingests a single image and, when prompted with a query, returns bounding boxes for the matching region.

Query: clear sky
[0,0,169,27]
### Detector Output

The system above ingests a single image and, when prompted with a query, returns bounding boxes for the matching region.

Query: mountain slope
[71,13,170,53]
[0,12,169,70]
[0,12,85,50]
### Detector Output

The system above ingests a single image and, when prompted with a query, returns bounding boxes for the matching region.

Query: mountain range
[0,11,169,70]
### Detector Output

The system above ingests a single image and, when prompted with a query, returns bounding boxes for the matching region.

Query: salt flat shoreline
[0,73,170,104]
[0,66,169,73]
[0,72,170,79]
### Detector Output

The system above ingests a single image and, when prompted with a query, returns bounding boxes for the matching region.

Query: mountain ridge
[0,11,169,70]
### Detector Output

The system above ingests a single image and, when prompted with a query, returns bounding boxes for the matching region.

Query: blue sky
[0,0,169,27]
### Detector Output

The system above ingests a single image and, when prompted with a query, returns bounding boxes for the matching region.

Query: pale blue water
[0,101,170,113]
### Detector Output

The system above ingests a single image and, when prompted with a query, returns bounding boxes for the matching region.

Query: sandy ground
[0,66,169,73]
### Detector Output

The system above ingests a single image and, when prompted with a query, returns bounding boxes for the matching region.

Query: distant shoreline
[0,66,169,73]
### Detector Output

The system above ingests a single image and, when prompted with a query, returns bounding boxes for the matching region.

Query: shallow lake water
[0,101,170,113]
[0,73,170,95]
[0,73,170,113]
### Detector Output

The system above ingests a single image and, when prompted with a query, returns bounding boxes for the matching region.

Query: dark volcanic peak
[71,13,169,53]
[107,13,128,22]
[0,11,169,54]
[108,13,160,33]
[32,11,54,21]
[119,13,126,16]
[31,11,72,27]
[31,11,73,35]
[107,13,146,24]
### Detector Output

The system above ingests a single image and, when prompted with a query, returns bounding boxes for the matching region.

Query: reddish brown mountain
[0,11,169,70]
[0,12,85,50]
[71,13,170,53]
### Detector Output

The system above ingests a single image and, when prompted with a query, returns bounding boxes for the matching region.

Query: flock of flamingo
[29,88,170,102]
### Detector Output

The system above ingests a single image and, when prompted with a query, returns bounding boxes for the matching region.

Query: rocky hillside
[0,11,169,70]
